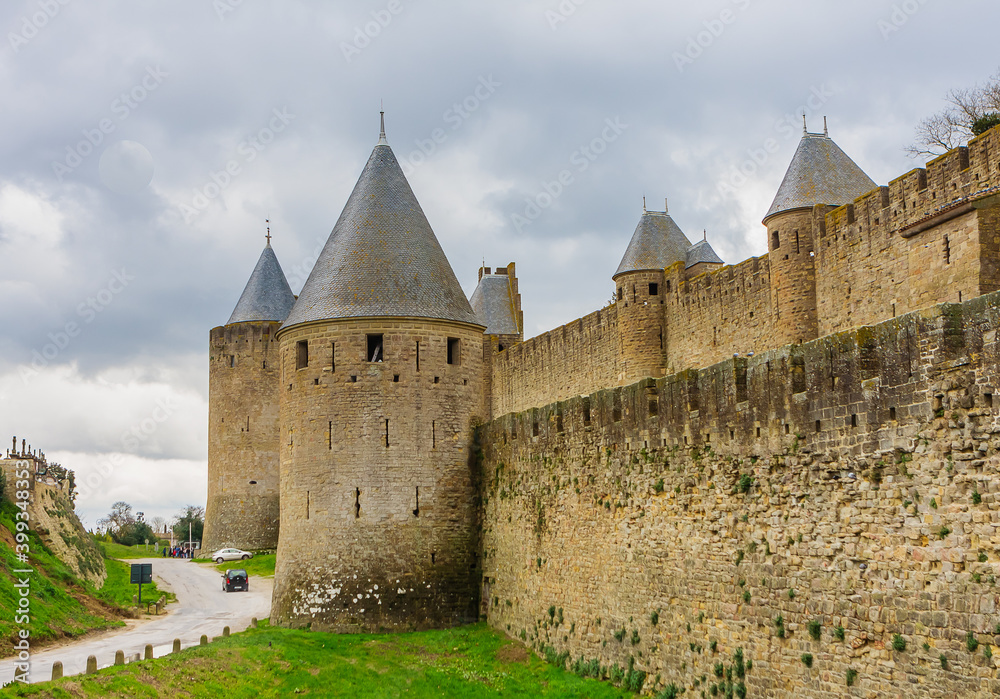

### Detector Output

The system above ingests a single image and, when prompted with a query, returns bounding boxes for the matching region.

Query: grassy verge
[208,553,275,577]
[93,559,176,608]
[1,622,636,698]
[96,542,165,560]
[0,501,125,656]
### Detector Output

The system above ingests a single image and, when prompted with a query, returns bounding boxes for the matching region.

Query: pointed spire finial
[823,116,829,136]
[378,104,387,145]
[642,195,646,212]
[265,218,271,246]
[802,113,808,135]
[703,229,707,242]
[664,197,668,214]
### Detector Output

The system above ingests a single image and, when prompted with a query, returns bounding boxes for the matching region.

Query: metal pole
[189,521,192,557]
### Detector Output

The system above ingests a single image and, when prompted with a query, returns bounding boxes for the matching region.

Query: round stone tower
[613,204,690,385]
[271,115,486,632]
[203,239,296,554]
[763,121,875,347]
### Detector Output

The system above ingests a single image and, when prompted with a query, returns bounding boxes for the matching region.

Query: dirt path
[0,557,272,685]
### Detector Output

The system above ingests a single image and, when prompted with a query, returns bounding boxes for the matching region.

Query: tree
[172,505,205,546]
[909,70,1000,157]
[97,501,135,540]
[149,515,168,535]
[96,501,157,546]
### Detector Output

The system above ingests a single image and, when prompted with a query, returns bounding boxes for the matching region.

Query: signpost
[130,563,152,606]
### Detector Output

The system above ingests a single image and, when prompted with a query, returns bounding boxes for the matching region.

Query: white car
[211,548,253,563]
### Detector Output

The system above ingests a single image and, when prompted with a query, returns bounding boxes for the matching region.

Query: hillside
[0,499,129,657]
[0,622,640,698]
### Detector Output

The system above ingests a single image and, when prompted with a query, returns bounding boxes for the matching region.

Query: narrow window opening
[666,281,671,293]
[583,398,592,426]
[649,282,658,296]
[434,376,440,384]
[296,340,308,369]
[306,490,310,520]
[892,303,896,318]
[413,487,420,517]
[262,360,266,369]
[851,414,858,428]
[756,427,761,438]
[447,337,461,365]
[684,435,689,445]
[354,488,361,518]
[815,420,821,433]
[328,421,332,450]
[617,287,623,301]
[393,374,399,383]
[331,342,336,372]
[249,480,257,485]
[729,429,735,440]
[313,378,319,385]
[415,341,420,371]
[432,420,436,448]
[532,421,539,437]
[648,400,658,417]
[246,416,250,432]
[705,433,711,443]
[463,378,468,386]
[771,230,780,249]
[986,393,994,408]
[794,231,800,254]
[431,552,436,564]
[944,236,951,264]
[959,291,963,302]
[351,375,357,383]
[890,407,897,421]
[367,334,384,362]
[385,419,390,448]
[785,424,790,434]
[229,355,235,368]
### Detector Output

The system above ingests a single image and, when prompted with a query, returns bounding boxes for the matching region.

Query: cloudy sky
[0,0,994,528]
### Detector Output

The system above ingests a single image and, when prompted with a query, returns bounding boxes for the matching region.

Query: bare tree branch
[909,69,1000,157]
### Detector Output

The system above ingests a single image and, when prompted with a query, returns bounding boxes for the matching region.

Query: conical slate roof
[614,210,693,278]
[764,131,876,222]
[282,127,480,329]
[470,274,519,335]
[227,244,296,324]
[685,239,723,268]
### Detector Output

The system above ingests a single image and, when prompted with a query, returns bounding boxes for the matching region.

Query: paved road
[0,558,272,685]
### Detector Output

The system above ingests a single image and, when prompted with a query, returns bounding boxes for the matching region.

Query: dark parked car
[223,569,248,592]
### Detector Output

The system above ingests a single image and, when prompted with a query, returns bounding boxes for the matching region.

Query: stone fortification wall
[490,305,620,416]
[479,290,1000,698]
[203,320,284,554]
[1,453,104,586]
[272,317,486,632]
[816,127,1000,337]
[663,256,775,375]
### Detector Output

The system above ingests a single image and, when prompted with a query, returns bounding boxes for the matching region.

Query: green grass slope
[0,501,126,656]
[1,623,639,698]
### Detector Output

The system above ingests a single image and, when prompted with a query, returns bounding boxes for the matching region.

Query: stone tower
[203,239,296,554]
[270,115,487,632]
[763,122,875,346]
[613,204,691,385]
